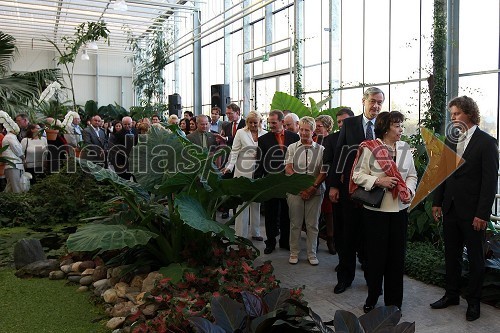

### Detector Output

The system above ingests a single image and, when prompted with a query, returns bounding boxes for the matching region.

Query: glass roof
[0,0,199,55]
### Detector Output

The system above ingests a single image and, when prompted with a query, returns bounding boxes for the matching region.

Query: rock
[60,264,73,274]
[142,304,158,317]
[67,275,82,283]
[130,275,144,289]
[49,270,65,280]
[103,289,118,304]
[93,279,112,294]
[80,275,94,286]
[115,282,139,298]
[71,261,83,272]
[77,286,89,292]
[124,291,141,304]
[92,266,107,281]
[15,259,59,278]
[79,260,95,271]
[109,301,135,317]
[13,239,47,270]
[81,268,95,276]
[106,317,125,330]
[141,272,163,293]
[135,292,147,305]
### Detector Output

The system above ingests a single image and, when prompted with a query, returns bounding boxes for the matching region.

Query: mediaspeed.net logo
[409,123,469,211]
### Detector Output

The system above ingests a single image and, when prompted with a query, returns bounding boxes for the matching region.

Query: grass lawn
[0,268,110,333]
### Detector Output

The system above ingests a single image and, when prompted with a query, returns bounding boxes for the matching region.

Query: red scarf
[349,139,411,203]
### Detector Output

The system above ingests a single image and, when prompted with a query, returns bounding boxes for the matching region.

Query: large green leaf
[131,126,196,194]
[217,173,314,203]
[175,194,235,241]
[66,224,158,252]
[158,263,190,284]
[270,91,309,116]
[78,158,150,202]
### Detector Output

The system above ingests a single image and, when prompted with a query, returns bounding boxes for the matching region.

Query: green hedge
[405,241,446,287]
[0,164,115,227]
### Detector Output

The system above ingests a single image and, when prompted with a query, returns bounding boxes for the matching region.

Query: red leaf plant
[129,240,303,333]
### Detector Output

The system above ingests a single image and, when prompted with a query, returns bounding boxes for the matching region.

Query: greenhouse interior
[0,1,498,333]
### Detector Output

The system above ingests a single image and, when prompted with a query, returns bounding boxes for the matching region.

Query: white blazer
[351,139,418,212]
[224,127,267,178]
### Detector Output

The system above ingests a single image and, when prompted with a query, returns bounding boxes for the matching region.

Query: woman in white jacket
[350,111,417,314]
[0,111,24,192]
[222,111,267,240]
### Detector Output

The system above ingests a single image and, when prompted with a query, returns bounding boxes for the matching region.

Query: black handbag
[351,186,385,208]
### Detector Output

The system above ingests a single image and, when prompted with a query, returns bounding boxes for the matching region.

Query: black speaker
[168,93,182,117]
[211,84,230,116]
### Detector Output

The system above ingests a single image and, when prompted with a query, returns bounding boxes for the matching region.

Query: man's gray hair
[284,113,299,122]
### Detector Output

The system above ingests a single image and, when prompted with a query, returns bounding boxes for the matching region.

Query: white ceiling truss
[0,0,202,56]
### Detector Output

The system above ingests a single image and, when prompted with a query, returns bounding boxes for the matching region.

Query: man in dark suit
[186,115,217,150]
[82,115,107,166]
[323,108,354,260]
[108,116,136,180]
[255,109,299,254]
[431,96,498,321]
[217,103,246,218]
[329,87,385,294]
[220,103,246,146]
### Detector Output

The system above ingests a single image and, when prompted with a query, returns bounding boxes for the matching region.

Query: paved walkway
[240,220,499,332]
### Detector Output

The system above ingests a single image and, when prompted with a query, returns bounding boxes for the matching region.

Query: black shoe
[221,212,229,219]
[466,303,480,321]
[334,281,351,294]
[430,295,460,309]
[264,246,275,254]
[252,236,264,241]
[363,304,375,314]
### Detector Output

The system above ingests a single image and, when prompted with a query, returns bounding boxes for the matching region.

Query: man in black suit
[255,109,299,254]
[323,108,354,259]
[220,103,246,146]
[82,115,107,166]
[329,87,385,294]
[431,96,498,321]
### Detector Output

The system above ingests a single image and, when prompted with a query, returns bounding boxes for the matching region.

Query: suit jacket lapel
[461,128,481,159]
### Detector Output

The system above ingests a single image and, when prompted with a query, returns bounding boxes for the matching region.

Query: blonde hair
[299,116,316,131]
[244,111,263,129]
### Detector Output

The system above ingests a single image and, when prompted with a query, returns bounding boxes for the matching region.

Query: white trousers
[287,193,323,257]
[234,201,261,238]
[4,168,23,193]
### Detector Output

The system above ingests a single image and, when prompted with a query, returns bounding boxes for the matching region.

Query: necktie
[232,121,237,137]
[456,132,466,166]
[201,132,207,148]
[365,121,374,140]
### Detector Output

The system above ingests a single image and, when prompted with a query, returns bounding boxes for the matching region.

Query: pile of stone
[13,238,164,332]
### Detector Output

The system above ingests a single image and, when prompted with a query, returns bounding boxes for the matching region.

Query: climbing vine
[421,0,447,134]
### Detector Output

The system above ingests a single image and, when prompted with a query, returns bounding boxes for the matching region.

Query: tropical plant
[189,290,414,333]
[66,126,314,269]
[126,27,171,106]
[130,104,168,121]
[270,91,349,132]
[0,31,62,116]
[46,22,109,111]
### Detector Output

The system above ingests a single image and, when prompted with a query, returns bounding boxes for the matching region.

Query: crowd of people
[0,89,496,322]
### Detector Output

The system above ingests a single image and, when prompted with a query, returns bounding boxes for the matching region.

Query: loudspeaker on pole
[210,84,230,116]
[168,93,182,117]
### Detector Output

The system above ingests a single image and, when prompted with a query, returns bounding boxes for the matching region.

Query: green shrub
[0,164,114,227]
[405,241,445,287]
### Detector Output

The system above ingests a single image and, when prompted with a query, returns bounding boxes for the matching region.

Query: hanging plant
[47,21,110,111]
